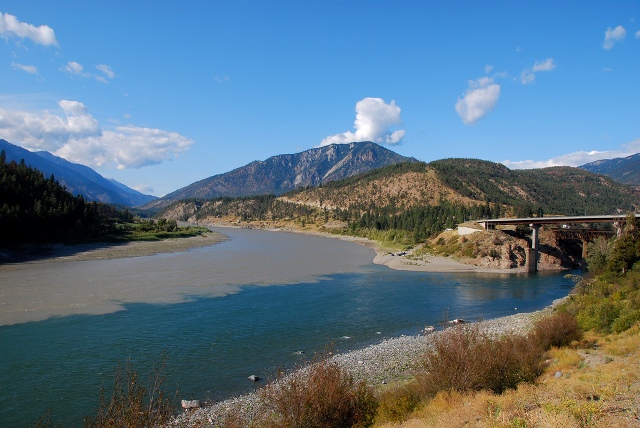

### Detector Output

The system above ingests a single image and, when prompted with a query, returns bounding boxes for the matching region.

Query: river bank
[1,220,529,275]
[0,231,227,264]
[206,222,528,274]
[169,300,561,427]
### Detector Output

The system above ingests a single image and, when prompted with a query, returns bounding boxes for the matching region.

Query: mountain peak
[145,142,416,209]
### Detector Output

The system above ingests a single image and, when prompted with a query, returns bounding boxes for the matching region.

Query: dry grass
[373,325,640,428]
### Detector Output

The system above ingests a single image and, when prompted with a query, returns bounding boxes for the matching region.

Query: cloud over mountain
[0,100,192,170]
[502,138,640,169]
[320,98,405,146]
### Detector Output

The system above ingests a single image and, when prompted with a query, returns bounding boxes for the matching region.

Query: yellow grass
[373,326,640,428]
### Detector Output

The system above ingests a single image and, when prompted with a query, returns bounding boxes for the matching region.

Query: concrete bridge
[476,214,639,273]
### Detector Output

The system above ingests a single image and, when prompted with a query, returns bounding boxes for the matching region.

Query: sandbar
[0,231,227,264]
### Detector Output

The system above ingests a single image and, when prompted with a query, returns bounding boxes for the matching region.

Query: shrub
[419,325,545,396]
[419,325,491,395]
[611,308,640,333]
[83,359,174,428]
[576,300,621,333]
[259,358,377,428]
[532,312,582,350]
[484,333,544,393]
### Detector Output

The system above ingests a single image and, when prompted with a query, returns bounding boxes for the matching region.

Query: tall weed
[259,357,377,428]
[83,359,174,428]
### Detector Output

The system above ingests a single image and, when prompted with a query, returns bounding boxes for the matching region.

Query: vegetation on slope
[429,159,635,216]
[0,150,207,249]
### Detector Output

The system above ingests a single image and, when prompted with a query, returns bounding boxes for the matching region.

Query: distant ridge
[580,153,640,185]
[144,141,417,209]
[0,139,156,206]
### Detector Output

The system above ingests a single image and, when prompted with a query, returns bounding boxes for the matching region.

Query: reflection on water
[0,228,576,427]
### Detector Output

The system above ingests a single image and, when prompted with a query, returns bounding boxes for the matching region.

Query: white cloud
[96,64,115,79]
[0,101,193,169]
[502,139,640,169]
[603,25,626,49]
[64,61,85,76]
[455,77,501,125]
[320,98,406,146]
[131,183,155,195]
[11,62,38,74]
[0,11,58,46]
[64,61,115,83]
[532,58,556,72]
[520,58,556,84]
[636,30,640,39]
[484,64,494,73]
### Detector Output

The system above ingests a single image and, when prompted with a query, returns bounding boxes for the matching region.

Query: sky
[1,1,639,197]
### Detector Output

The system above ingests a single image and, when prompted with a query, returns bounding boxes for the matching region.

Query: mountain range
[144,141,416,209]
[4,135,640,212]
[0,139,156,207]
[580,154,640,185]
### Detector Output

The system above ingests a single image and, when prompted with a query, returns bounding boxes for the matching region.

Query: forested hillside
[158,158,640,244]
[0,150,133,245]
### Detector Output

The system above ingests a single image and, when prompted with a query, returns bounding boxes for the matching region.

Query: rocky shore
[169,301,560,427]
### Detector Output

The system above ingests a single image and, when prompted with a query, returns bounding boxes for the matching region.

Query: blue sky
[1,1,639,196]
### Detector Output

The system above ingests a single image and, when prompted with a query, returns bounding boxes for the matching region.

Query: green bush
[612,308,640,333]
[576,299,622,333]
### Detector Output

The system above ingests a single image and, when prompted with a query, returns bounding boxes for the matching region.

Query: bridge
[476,214,639,273]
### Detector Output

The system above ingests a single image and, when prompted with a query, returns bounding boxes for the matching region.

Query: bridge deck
[477,214,639,228]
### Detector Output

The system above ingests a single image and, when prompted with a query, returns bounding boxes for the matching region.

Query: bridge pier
[581,239,589,259]
[527,224,540,273]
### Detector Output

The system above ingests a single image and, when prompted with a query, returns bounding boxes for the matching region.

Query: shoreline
[170,299,563,427]
[3,221,536,275]
[0,231,227,265]
[207,222,530,274]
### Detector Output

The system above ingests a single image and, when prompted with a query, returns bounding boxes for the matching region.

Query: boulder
[181,399,201,410]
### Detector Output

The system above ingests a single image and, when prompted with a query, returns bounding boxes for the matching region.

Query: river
[0,227,576,427]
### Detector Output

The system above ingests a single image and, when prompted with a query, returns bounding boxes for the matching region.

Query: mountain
[580,153,640,185]
[0,139,156,206]
[144,141,417,209]
[284,158,639,216]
